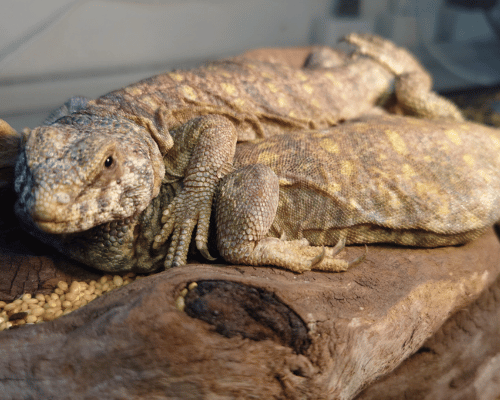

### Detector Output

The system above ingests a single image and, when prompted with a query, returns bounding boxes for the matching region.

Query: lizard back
[87,57,392,140]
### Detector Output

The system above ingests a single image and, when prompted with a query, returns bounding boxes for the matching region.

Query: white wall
[0,0,331,130]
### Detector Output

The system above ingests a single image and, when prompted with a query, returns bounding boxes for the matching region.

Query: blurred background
[1,0,499,131]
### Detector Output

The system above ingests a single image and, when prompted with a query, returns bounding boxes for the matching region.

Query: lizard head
[14,116,165,234]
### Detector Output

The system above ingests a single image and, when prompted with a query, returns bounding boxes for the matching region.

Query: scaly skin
[14,114,500,273]
[13,34,465,271]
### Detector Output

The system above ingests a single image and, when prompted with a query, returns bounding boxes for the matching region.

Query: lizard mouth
[31,209,105,234]
[33,219,89,234]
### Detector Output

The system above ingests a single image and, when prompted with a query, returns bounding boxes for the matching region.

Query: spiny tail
[0,119,22,188]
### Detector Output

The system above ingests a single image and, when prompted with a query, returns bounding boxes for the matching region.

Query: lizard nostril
[30,191,70,222]
[54,192,71,204]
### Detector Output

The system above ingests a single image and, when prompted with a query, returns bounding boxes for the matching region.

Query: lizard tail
[0,119,22,189]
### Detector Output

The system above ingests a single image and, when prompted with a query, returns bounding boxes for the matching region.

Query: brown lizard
[14,113,500,273]
[12,34,464,270]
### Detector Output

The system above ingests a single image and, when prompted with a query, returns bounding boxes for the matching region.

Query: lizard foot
[222,237,364,273]
[215,164,365,273]
[343,33,464,121]
[153,184,216,268]
[343,32,423,76]
[303,46,347,69]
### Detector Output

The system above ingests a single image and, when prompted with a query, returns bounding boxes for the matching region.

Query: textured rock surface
[1,229,500,399]
[356,265,500,400]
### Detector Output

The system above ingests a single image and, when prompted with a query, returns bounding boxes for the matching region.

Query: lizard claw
[152,202,176,250]
[279,229,287,241]
[310,246,326,267]
[330,235,346,257]
[199,247,216,261]
[348,245,368,268]
[154,181,216,269]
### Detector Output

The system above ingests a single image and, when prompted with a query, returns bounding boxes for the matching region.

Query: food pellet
[175,296,185,312]
[83,294,93,302]
[0,274,139,331]
[65,293,77,302]
[31,307,44,317]
[113,276,123,287]
[69,281,80,294]
[62,301,72,309]
[4,303,17,312]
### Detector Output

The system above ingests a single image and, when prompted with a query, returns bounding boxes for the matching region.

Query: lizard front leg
[216,164,361,273]
[153,115,237,268]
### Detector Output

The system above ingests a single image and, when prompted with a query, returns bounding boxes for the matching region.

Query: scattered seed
[62,301,72,309]
[0,274,140,330]
[35,294,45,302]
[69,281,81,294]
[175,296,185,312]
[65,292,77,302]
[113,276,123,287]
[3,303,17,312]
[31,307,44,317]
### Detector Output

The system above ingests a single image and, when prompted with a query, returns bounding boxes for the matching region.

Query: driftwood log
[1,48,500,399]
[1,224,500,399]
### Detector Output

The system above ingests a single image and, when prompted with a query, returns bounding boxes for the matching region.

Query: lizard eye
[104,156,114,168]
